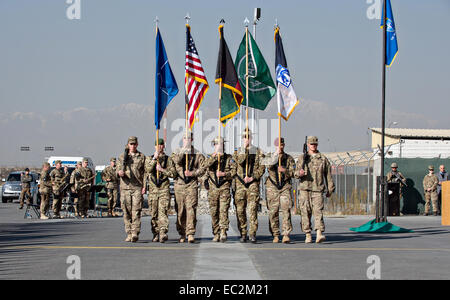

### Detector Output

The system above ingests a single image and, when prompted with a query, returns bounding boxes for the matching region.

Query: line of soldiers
[38,159,94,219]
[116,132,335,244]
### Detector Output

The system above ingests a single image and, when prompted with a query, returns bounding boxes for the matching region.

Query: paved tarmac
[0,202,449,280]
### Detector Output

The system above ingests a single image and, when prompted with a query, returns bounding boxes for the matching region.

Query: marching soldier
[50,160,69,219]
[203,137,236,242]
[117,136,146,243]
[295,136,335,244]
[102,158,119,217]
[19,168,32,209]
[263,137,295,244]
[172,134,205,243]
[233,129,265,243]
[70,162,82,216]
[39,163,52,220]
[75,158,95,218]
[423,165,439,216]
[144,138,175,243]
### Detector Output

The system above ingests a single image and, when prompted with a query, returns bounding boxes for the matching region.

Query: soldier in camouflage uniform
[423,165,439,216]
[102,158,119,217]
[39,163,52,220]
[172,134,205,243]
[117,136,146,243]
[19,168,32,209]
[295,136,335,244]
[50,160,69,219]
[70,162,82,216]
[386,162,407,200]
[74,158,95,218]
[263,137,295,243]
[144,138,175,243]
[203,137,236,242]
[233,129,265,243]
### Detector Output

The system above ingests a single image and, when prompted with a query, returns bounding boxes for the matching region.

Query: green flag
[235,31,276,111]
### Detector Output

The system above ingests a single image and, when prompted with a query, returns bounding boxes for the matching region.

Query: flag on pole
[381,0,398,67]
[155,27,179,130]
[185,24,209,129]
[274,26,299,121]
[215,24,243,124]
[235,31,276,111]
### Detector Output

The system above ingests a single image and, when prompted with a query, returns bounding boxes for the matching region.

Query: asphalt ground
[0,202,449,280]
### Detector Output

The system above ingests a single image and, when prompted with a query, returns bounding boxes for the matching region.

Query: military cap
[55,160,62,165]
[82,158,89,163]
[155,138,165,146]
[391,162,398,168]
[128,136,138,144]
[274,137,285,146]
[76,161,82,166]
[242,128,252,137]
[307,136,319,144]
[110,157,116,162]
[24,168,30,172]
[212,137,226,145]
[428,165,434,170]
[43,162,50,167]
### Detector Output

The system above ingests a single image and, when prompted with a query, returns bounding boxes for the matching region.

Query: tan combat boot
[159,233,168,243]
[40,215,49,220]
[220,230,227,243]
[305,233,312,244]
[212,234,220,242]
[152,234,159,242]
[188,235,195,243]
[125,235,132,242]
[111,210,116,217]
[316,231,326,243]
[131,234,139,243]
[282,235,290,244]
[179,236,186,243]
[272,236,280,243]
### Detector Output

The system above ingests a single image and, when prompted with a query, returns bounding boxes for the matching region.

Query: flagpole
[218,82,222,172]
[245,18,250,178]
[380,0,388,223]
[278,114,281,183]
[185,14,191,172]
[155,16,160,182]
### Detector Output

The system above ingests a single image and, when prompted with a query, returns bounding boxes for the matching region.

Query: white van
[47,156,95,171]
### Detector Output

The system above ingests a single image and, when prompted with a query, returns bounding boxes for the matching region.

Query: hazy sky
[1,0,449,166]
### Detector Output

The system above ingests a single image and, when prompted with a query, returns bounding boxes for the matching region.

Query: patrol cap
[307,136,319,145]
[110,157,116,162]
[428,165,434,170]
[212,137,226,145]
[155,138,165,146]
[55,160,62,165]
[128,136,138,144]
[82,158,89,163]
[76,161,82,166]
[242,128,252,137]
[43,162,50,167]
[391,162,398,168]
[274,137,285,147]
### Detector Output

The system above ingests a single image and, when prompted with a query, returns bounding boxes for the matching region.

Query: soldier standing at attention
[203,137,236,242]
[19,168,32,209]
[75,158,95,218]
[263,137,295,244]
[50,160,68,219]
[295,136,335,244]
[70,162,82,217]
[144,138,175,243]
[437,165,448,216]
[233,129,265,243]
[423,166,439,216]
[171,134,205,243]
[117,136,146,243]
[102,158,119,217]
[39,163,52,220]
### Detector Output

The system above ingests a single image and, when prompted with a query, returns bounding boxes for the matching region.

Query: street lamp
[388,121,398,128]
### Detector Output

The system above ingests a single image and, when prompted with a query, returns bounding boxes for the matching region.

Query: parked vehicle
[1,171,39,204]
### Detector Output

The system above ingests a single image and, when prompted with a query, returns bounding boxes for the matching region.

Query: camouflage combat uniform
[264,152,295,238]
[171,147,205,239]
[50,167,68,217]
[75,165,94,218]
[19,173,32,207]
[203,153,236,238]
[117,149,146,239]
[387,170,407,199]
[233,145,265,239]
[101,161,119,215]
[423,172,439,215]
[70,163,81,216]
[39,165,52,216]
[145,152,175,239]
[296,152,335,234]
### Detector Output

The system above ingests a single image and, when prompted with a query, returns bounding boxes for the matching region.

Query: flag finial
[244,17,250,27]
[185,13,190,25]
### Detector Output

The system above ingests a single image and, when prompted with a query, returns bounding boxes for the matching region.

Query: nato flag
[155,28,178,130]
[381,0,399,67]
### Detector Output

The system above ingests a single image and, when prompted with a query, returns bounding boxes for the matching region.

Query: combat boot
[316,231,326,243]
[239,234,247,243]
[125,235,132,242]
[111,210,116,217]
[188,235,195,243]
[152,234,159,242]
[179,236,186,243]
[131,234,139,243]
[433,212,438,216]
[305,233,312,244]
[423,212,429,216]
[272,236,279,243]
[107,210,112,217]
[282,235,290,244]
[212,234,220,242]
[220,230,227,243]
[40,215,49,220]
[159,233,168,243]
[249,235,257,244]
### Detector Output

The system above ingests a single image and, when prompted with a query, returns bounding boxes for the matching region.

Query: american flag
[185,24,209,129]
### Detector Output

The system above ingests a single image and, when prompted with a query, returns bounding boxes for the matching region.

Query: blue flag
[381,0,398,67]
[155,28,178,130]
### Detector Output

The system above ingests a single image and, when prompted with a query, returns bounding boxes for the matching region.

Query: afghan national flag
[274,26,299,121]
[215,24,243,125]
[235,31,276,111]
